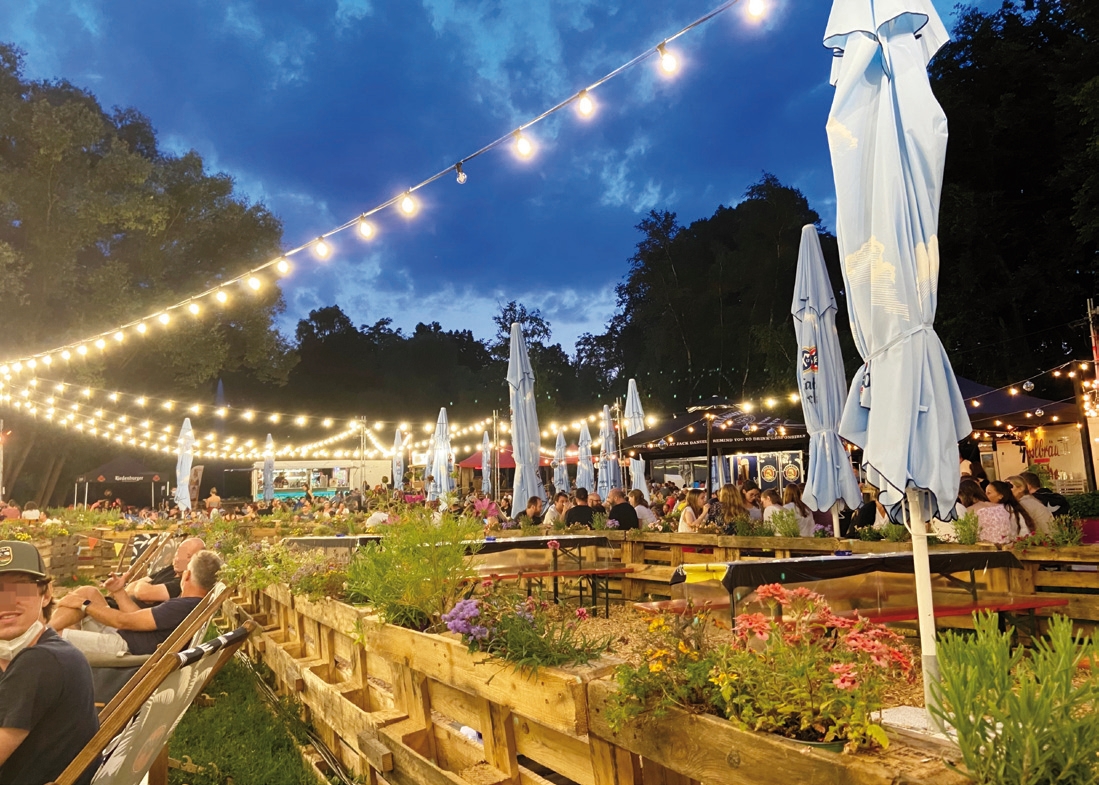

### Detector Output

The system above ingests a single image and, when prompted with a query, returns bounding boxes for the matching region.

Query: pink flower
[734,612,771,642]
[481,579,496,589]
[575,607,589,620]
[754,583,788,605]
[829,662,859,691]
[546,540,560,550]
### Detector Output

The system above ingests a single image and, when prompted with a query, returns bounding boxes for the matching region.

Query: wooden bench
[476,564,634,616]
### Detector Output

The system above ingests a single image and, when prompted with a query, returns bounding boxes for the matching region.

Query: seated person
[53,537,205,621]
[543,492,569,527]
[517,496,544,526]
[0,541,99,785]
[49,550,222,657]
[565,488,595,527]
[588,493,607,515]
[606,488,639,530]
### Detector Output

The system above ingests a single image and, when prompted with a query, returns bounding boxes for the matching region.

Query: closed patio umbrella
[507,323,545,507]
[630,457,650,502]
[825,0,970,721]
[480,431,492,495]
[553,431,570,494]
[262,434,275,503]
[392,429,405,490]
[174,418,195,512]
[600,405,622,492]
[624,378,646,437]
[792,225,863,535]
[576,422,595,493]
[428,408,454,502]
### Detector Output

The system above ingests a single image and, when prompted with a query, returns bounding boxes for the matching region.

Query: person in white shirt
[628,490,658,527]
[677,489,709,533]
[543,492,569,527]
[1007,475,1054,535]
[760,490,783,522]
[783,485,817,537]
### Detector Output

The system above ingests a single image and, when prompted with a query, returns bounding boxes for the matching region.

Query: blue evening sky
[3,0,990,351]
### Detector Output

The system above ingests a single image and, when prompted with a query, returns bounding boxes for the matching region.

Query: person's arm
[131,580,171,604]
[84,601,158,632]
[0,727,29,767]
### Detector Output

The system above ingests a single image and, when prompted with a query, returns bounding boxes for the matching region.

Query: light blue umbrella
[630,457,650,502]
[825,0,969,721]
[600,405,622,491]
[174,418,195,512]
[596,454,609,499]
[576,422,595,493]
[792,225,863,535]
[506,323,545,506]
[262,434,275,502]
[624,378,646,437]
[553,431,570,494]
[428,407,454,501]
[391,429,405,490]
[480,431,492,495]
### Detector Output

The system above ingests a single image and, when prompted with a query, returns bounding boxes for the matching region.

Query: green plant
[1012,516,1084,551]
[345,511,481,632]
[732,517,774,537]
[954,511,980,546]
[590,512,609,530]
[1067,492,1099,519]
[769,509,801,538]
[881,523,910,542]
[443,582,612,672]
[933,613,1099,785]
[710,584,912,751]
[857,527,884,541]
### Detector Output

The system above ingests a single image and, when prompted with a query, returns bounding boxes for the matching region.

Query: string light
[188,303,200,315]
[157,313,169,325]
[657,43,678,74]
[454,163,468,185]
[357,218,375,239]
[747,0,765,17]
[247,276,262,291]
[576,90,595,117]
[275,259,290,275]
[400,194,417,216]
[314,238,331,258]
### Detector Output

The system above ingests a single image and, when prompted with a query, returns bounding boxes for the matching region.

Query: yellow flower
[648,661,665,673]
[677,640,691,655]
[650,649,670,660]
[649,617,668,633]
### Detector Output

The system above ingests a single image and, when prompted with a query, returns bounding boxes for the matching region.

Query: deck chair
[49,621,255,785]
[91,583,230,722]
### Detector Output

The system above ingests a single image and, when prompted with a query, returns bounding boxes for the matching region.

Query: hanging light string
[963,360,1090,409]
[0,0,761,372]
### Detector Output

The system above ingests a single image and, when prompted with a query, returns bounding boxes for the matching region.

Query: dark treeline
[0,0,1095,504]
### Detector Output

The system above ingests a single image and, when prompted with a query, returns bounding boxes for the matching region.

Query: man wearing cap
[0,541,99,785]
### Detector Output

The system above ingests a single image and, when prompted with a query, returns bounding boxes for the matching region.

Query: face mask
[0,620,44,661]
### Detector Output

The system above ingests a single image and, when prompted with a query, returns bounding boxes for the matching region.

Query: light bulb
[400,194,417,215]
[215,290,228,304]
[747,0,765,17]
[275,259,290,275]
[322,418,333,427]
[26,359,35,369]
[61,350,71,361]
[188,302,200,315]
[94,338,106,349]
[314,238,330,258]
[158,313,169,325]
[136,323,147,334]
[515,132,534,157]
[358,218,374,239]
[577,91,594,117]
[657,43,678,73]
[295,416,306,426]
[41,355,51,366]
[76,345,87,356]
[455,163,467,185]
[247,276,261,291]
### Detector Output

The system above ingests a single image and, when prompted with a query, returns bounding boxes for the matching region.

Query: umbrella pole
[905,487,943,732]
[831,501,842,539]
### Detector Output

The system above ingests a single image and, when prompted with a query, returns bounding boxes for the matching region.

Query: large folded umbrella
[792,225,863,535]
[576,422,595,493]
[600,405,622,491]
[507,323,545,506]
[825,0,970,721]
[262,434,275,502]
[174,418,195,512]
[428,408,454,502]
[480,432,492,495]
[624,378,646,437]
[553,431,570,493]
[391,429,405,489]
[630,457,650,502]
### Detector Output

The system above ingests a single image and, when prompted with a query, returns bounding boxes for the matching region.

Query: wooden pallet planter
[229,586,618,785]
[585,680,968,785]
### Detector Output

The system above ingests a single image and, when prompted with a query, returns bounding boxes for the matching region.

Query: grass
[167,658,317,785]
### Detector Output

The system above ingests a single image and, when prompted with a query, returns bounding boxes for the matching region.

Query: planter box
[586,680,967,785]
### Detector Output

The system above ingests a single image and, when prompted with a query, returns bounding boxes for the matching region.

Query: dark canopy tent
[74,456,168,508]
[621,401,809,458]
[957,377,1077,431]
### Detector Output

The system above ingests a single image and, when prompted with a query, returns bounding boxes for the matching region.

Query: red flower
[575,607,590,620]
[734,612,771,642]
[754,583,788,604]
[547,540,560,550]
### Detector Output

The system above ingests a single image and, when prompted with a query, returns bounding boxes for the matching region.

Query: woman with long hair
[783,484,816,537]
[628,489,658,527]
[677,488,709,533]
[717,483,750,531]
[957,478,1013,544]
[986,480,1034,538]
[1006,475,1053,534]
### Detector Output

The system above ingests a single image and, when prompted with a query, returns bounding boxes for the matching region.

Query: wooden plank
[590,737,638,785]
[393,664,438,763]
[639,759,693,785]
[586,680,967,785]
[479,702,520,784]
[377,721,469,785]
[513,715,595,785]
[1033,571,1099,589]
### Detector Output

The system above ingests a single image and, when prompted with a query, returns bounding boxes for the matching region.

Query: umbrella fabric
[506,323,545,506]
[576,422,595,493]
[392,429,405,490]
[600,405,623,491]
[262,434,275,502]
[428,408,454,502]
[481,432,492,495]
[596,455,609,499]
[624,378,646,437]
[553,431,570,493]
[174,418,195,511]
[826,2,969,519]
[792,225,863,512]
[711,454,731,491]
[630,457,650,502]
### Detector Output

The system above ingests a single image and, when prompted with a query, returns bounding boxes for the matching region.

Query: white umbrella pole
[831,501,842,538]
[905,487,942,731]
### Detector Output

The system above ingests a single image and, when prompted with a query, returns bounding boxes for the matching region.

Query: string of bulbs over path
[0,0,766,374]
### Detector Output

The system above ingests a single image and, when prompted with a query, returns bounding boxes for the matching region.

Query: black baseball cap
[0,541,48,579]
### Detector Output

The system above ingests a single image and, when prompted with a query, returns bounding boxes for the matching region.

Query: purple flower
[606,519,620,529]
[468,625,489,640]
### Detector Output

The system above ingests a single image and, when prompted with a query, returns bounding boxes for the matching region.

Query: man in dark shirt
[51,550,222,657]
[565,488,595,527]
[1020,472,1072,517]
[588,492,607,515]
[517,497,544,526]
[606,489,640,531]
[0,541,98,785]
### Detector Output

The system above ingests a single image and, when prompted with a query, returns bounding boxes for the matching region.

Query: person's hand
[103,575,126,593]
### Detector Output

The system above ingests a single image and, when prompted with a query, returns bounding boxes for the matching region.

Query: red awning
[458,447,555,469]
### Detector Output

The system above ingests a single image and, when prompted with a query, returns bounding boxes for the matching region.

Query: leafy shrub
[881,523,910,542]
[590,512,609,530]
[933,613,1099,785]
[443,582,612,672]
[954,511,980,546]
[1012,515,1084,551]
[1067,492,1099,519]
[769,509,801,538]
[857,527,883,541]
[344,511,481,632]
[732,517,774,537]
